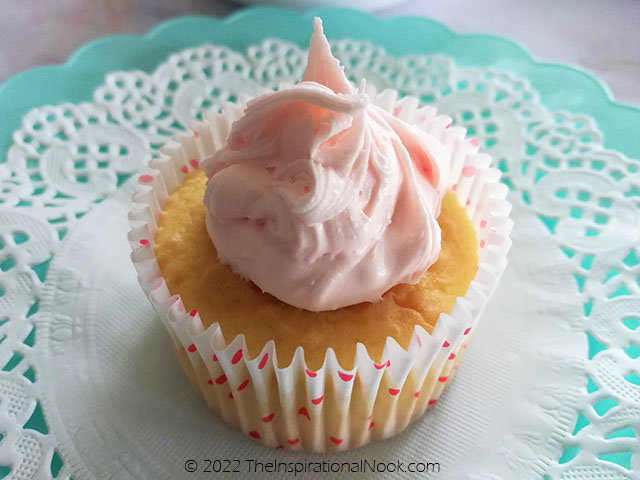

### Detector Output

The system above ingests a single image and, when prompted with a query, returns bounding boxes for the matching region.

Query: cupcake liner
[127,87,513,452]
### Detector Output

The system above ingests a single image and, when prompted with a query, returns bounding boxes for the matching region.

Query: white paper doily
[32,183,582,479]
[0,35,638,479]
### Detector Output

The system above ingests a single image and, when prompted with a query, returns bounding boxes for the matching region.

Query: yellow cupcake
[155,169,478,371]
[129,19,511,452]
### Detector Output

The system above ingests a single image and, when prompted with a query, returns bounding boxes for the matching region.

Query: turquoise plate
[1,7,638,161]
[0,6,638,476]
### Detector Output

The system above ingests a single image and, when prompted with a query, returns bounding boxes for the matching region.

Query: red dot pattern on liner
[193,130,199,138]
[480,220,487,228]
[181,165,188,174]
[480,240,486,248]
[298,407,310,421]
[258,353,269,369]
[231,349,243,364]
[190,159,199,169]
[139,174,153,183]
[461,166,476,177]
[139,239,149,246]
[393,106,402,116]
[470,139,480,147]
[189,309,197,317]
[193,317,466,449]
[416,335,422,348]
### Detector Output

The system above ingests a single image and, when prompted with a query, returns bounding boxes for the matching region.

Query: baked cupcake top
[202,18,450,311]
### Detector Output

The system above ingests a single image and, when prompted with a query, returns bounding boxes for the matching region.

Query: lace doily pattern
[0,35,638,479]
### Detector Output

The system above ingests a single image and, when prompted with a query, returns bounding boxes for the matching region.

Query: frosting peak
[302,18,353,94]
[202,18,449,311]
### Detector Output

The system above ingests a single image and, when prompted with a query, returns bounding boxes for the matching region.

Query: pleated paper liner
[128,88,513,452]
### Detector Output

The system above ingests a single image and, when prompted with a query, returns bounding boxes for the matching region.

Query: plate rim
[0,6,638,160]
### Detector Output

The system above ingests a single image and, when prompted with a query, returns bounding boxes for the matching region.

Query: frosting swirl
[202,18,449,311]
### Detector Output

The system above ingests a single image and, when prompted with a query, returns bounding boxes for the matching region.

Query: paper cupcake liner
[127,88,513,452]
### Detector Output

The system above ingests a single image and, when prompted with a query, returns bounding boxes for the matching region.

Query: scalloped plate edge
[0,7,638,161]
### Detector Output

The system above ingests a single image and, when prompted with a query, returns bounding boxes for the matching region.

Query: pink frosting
[202,18,449,311]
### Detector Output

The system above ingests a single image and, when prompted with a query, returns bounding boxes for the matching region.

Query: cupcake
[129,18,512,452]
